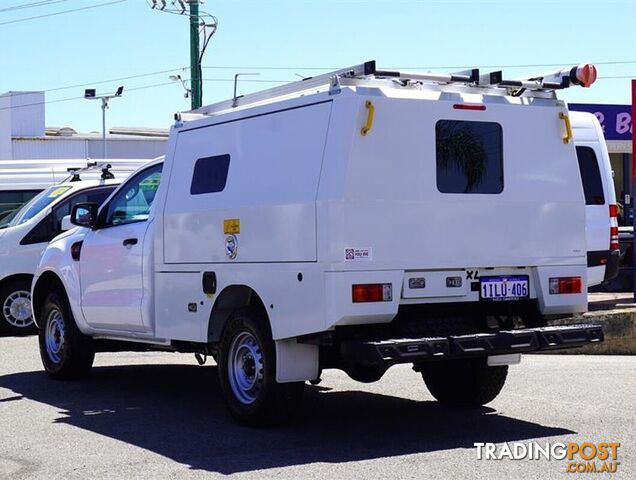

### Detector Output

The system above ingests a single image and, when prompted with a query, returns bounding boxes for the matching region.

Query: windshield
[0,185,73,230]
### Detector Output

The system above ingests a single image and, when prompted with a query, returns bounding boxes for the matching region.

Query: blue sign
[569,103,632,141]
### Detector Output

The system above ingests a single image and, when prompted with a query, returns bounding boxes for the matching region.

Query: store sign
[569,103,632,141]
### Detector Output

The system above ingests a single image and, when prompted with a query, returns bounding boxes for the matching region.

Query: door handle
[123,238,138,247]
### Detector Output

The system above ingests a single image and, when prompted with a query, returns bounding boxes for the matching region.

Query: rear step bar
[340,324,603,364]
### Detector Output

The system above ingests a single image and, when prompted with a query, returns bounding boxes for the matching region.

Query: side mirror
[60,215,73,232]
[70,203,99,228]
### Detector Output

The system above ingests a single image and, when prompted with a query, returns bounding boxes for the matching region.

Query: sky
[0,0,634,133]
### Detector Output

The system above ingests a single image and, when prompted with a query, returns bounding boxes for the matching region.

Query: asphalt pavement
[0,335,633,480]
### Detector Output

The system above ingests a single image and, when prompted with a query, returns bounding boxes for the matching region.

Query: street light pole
[101,98,108,160]
[84,86,124,160]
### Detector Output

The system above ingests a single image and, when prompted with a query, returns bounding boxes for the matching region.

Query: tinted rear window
[190,154,231,195]
[575,146,605,205]
[436,120,503,194]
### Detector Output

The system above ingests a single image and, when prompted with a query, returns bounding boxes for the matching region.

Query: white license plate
[480,275,529,301]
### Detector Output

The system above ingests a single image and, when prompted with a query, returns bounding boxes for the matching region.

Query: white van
[33,62,604,425]
[0,160,156,334]
[571,112,620,286]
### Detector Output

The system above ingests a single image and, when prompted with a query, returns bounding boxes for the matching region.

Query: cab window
[103,164,163,227]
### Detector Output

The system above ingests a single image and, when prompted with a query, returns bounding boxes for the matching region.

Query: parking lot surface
[0,335,633,480]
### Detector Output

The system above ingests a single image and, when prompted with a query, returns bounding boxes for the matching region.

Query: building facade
[0,91,167,161]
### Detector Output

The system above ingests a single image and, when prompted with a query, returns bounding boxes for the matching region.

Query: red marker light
[352,283,393,303]
[549,277,582,294]
[453,104,486,111]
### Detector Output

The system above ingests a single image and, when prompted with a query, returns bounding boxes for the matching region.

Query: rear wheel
[38,291,95,379]
[0,278,36,335]
[218,309,304,426]
[420,358,508,407]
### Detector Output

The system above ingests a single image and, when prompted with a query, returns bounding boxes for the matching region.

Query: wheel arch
[207,284,269,343]
[0,273,34,291]
[208,283,319,383]
[32,271,66,328]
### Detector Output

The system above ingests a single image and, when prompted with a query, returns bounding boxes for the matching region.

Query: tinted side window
[20,187,116,245]
[576,146,605,205]
[190,154,231,195]
[436,120,503,194]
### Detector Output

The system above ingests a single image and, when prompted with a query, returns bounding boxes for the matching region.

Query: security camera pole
[84,86,124,160]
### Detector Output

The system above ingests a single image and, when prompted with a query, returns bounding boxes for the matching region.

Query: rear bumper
[340,324,603,365]
[587,249,620,282]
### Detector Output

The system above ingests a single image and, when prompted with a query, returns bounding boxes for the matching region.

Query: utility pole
[189,0,202,109]
[149,1,217,109]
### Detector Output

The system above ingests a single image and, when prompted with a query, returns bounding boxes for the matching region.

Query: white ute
[0,161,152,334]
[33,61,604,425]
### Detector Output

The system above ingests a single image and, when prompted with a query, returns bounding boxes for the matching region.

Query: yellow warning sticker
[224,218,240,234]
[48,186,71,198]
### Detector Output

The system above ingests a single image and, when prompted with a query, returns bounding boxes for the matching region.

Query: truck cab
[32,62,604,425]
[0,161,153,335]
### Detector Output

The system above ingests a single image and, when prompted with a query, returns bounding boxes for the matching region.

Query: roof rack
[66,162,115,182]
[189,60,597,117]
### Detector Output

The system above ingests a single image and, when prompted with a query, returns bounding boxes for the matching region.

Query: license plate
[480,275,529,301]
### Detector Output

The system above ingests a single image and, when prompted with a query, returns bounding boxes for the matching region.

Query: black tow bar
[340,324,604,365]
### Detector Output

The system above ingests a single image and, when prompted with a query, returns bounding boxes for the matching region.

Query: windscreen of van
[0,186,73,229]
[0,190,41,222]
[575,146,605,205]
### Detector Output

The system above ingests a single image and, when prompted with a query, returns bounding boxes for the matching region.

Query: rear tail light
[352,283,393,303]
[609,204,619,251]
[549,277,582,294]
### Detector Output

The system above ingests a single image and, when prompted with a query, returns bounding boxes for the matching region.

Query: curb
[548,308,636,355]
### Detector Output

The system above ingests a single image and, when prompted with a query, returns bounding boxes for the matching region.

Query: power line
[7,66,190,98]
[0,0,70,14]
[0,0,126,26]
[202,60,636,71]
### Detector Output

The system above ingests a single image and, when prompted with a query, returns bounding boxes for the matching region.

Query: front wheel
[420,359,508,407]
[218,309,304,426]
[38,291,95,379]
[0,278,36,335]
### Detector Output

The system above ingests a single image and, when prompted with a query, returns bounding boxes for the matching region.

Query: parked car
[33,62,603,425]
[0,160,156,335]
[0,159,153,220]
[571,111,620,287]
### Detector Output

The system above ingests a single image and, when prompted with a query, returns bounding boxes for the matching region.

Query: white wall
[0,91,45,160]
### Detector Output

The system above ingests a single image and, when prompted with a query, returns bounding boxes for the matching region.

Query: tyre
[420,358,508,407]
[0,278,37,335]
[38,291,95,379]
[218,308,304,426]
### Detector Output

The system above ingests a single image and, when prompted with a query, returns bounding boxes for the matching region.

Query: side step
[340,324,604,365]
